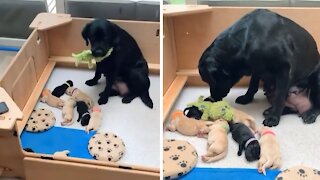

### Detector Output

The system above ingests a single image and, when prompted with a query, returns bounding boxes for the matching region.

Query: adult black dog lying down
[82,19,153,108]
[198,9,320,127]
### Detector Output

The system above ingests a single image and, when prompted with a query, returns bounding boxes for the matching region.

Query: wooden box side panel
[0,132,25,178]
[24,158,159,180]
[172,7,320,86]
[163,18,178,94]
[47,18,160,65]
[0,30,48,109]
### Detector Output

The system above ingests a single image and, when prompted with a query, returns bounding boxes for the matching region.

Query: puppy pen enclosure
[0,13,160,180]
[163,5,320,177]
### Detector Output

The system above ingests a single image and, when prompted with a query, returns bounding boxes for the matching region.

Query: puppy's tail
[201,151,227,163]
[258,158,273,176]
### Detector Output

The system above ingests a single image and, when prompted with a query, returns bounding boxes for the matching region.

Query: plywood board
[24,157,159,180]
[17,61,56,134]
[12,57,37,110]
[163,5,213,17]
[49,56,160,74]
[47,18,160,65]
[163,18,178,94]
[163,76,187,122]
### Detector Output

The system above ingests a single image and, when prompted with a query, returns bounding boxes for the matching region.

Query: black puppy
[183,106,203,120]
[52,80,73,97]
[82,19,153,108]
[198,9,320,126]
[76,101,91,126]
[230,122,260,162]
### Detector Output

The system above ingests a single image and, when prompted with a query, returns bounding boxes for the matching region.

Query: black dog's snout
[92,49,105,57]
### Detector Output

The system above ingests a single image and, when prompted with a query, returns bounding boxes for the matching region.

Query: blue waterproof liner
[0,46,20,52]
[20,126,96,159]
[180,167,281,180]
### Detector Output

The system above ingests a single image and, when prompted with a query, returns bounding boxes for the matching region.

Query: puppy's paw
[85,79,98,86]
[98,96,108,105]
[301,108,320,124]
[236,95,253,105]
[263,116,280,127]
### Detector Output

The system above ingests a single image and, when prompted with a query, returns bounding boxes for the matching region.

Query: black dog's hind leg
[236,74,260,104]
[125,63,153,108]
[86,67,102,86]
[263,68,290,127]
[302,68,320,123]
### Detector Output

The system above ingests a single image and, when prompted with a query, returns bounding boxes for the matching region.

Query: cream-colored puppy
[233,108,257,132]
[86,105,102,133]
[61,97,76,126]
[258,126,281,175]
[66,87,93,109]
[40,88,64,109]
[166,110,214,136]
[199,119,229,163]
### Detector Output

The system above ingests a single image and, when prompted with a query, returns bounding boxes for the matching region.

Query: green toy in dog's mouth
[72,47,114,69]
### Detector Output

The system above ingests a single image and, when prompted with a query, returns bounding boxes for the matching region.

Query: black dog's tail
[140,92,153,109]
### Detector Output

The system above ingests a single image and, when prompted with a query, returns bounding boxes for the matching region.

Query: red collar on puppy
[71,88,78,95]
[261,130,276,136]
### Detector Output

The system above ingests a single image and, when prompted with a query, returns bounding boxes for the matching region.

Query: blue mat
[180,168,281,180]
[20,126,96,159]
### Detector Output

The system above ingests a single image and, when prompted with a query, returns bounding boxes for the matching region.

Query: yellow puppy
[86,105,102,133]
[199,119,229,163]
[258,126,281,175]
[233,108,257,132]
[40,89,64,109]
[166,110,214,136]
[61,97,76,126]
[66,87,93,109]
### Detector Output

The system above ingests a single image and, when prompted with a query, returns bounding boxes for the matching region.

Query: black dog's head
[245,141,261,161]
[82,19,117,57]
[199,60,238,101]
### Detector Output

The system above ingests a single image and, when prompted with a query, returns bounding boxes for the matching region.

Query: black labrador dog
[230,122,260,162]
[198,9,320,126]
[82,19,153,108]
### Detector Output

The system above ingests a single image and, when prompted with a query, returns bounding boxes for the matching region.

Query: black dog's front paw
[98,96,108,105]
[263,116,280,127]
[99,91,106,97]
[122,96,134,104]
[235,95,253,105]
[237,150,242,156]
[301,108,320,124]
[85,79,98,86]
[263,107,272,117]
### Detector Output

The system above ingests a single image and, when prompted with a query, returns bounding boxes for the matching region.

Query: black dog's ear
[222,69,231,77]
[82,24,91,46]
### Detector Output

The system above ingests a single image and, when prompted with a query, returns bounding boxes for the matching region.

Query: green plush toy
[187,96,234,121]
[72,48,113,69]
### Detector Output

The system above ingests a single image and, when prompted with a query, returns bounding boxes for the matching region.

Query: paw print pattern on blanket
[25,108,55,132]
[163,139,198,180]
[276,166,320,180]
[88,132,125,162]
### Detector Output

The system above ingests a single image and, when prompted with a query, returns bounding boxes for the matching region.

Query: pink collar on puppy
[92,106,101,112]
[261,130,276,136]
[245,137,257,149]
